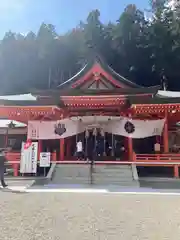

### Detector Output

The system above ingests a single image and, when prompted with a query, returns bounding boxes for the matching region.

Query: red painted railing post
[38,140,42,160]
[13,163,19,177]
[163,112,169,153]
[132,152,136,161]
[174,165,179,178]
[60,138,64,161]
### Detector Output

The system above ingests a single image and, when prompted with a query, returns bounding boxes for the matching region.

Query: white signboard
[20,142,38,173]
[40,152,51,167]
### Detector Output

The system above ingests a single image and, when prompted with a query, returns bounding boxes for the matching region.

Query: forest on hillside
[0,0,180,94]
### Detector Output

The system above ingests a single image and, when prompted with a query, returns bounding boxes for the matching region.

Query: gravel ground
[0,192,180,240]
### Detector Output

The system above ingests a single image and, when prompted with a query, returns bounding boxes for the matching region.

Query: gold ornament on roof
[94,72,100,77]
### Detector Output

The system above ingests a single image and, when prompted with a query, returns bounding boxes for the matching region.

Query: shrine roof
[57,55,142,89]
[0,93,36,101]
[129,96,180,105]
[0,119,26,128]
[157,90,180,98]
[0,100,53,106]
[32,85,160,97]
[0,85,160,109]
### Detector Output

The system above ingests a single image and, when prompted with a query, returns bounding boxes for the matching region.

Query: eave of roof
[129,97,180,105]
[0,120,26,128]
[31,85,160,98]
[0,97,65,107]
[57,55,142,89]
[157,90,180,98]
[0,93,36,101]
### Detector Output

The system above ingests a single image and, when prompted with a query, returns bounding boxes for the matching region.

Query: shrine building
[0,56,180,180]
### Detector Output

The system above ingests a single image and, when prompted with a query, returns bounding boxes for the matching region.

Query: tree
[0,3,180,93]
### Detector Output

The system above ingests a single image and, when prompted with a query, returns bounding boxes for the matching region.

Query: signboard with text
[40,152,51,167]
[20,142,38,173]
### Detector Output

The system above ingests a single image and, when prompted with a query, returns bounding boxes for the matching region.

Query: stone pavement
[0,179,35,191]
[0,191,180,239]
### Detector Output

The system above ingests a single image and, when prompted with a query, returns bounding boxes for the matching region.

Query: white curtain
[105,117,165,138]
[28,116,165,140]
[28,120,86,139]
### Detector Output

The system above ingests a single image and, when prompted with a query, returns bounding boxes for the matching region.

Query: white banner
[28,116,165,140]
[40,152,51,167]
[20,142,38,173]
[28,120,85,139]
[105,117,165,138]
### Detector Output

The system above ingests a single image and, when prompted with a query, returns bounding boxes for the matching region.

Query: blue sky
[0,0,149,38]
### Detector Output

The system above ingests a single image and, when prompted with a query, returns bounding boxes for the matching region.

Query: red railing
[6,151,180,163]
[134,153,180,163]
[5,151,57,177]
[5,151,57,163]
[5,151,180,178]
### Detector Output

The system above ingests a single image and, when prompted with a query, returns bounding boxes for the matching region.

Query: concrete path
[3,181,180,196]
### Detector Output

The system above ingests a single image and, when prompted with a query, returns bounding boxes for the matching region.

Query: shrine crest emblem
[124,121,135,134]
[54,123,66,136]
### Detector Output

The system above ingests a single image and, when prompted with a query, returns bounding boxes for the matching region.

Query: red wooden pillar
[4,132,8,148]
[38,140,42,160]
[156,136,160,144]
[127,114,133,161]
[60,138,64,161]
[128,137,133,161]
[163,113,169,153]
[66,138,72,158]
[13,163,19,177]
[174,165,179,178]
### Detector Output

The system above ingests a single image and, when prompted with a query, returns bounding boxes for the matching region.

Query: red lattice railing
[134,153,180,163]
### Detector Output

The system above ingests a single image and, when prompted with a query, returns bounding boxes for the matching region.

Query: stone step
[93,171,133,176]
[93,178,135,182]
[52,182,90,185]
[93,177,134,181]
[55,170,89,174]
[53,175,89,179]
[95,165,132,170]
[93,170,132,175]
[56,165,89,169]
[56,167,89,170]
[93,181,139,187]
[55,173,133,179]
[54,173,89,177]
[53,178,89,182]
[52,177,89,184]
[93,173,133,177]
[54,175,133,181]
[51,164,139,187]
[93,178,134,182]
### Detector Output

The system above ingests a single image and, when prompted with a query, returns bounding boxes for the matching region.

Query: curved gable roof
[58,55,142,89]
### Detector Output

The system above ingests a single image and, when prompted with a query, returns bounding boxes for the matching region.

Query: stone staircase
[51,164,90,185]
[50,164,139,187]
[92,165,139,187]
